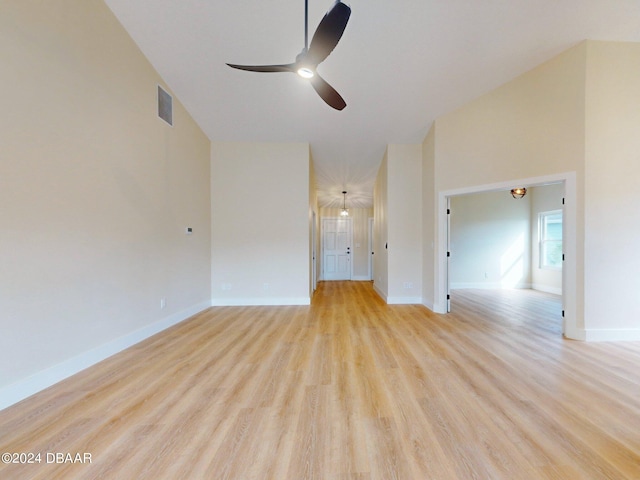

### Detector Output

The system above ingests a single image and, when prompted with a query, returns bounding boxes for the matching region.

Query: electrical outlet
[160,298,166,309]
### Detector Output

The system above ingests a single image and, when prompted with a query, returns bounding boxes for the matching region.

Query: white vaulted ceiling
[104,0,640,208]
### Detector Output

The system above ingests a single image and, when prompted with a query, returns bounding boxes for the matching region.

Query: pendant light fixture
[340,191,349,216]
[510,187,527,199]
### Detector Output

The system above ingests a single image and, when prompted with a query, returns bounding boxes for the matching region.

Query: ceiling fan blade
[226,63,295,73]
[307,1,351,66]
[310,73,346,110]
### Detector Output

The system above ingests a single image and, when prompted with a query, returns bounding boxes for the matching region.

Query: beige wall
[373,145,422,303]
[387,145,423,302]
[421,126,436,309]
[211,142,310,305]
[1,0,211,405]
[450,191,532,289]
[434,42,587,191]
[584,41,640,334]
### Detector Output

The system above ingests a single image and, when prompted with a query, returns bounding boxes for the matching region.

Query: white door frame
[446,197,451,313]
[368,217,374,281]
[436,171,577,339]
[312,211,317,292]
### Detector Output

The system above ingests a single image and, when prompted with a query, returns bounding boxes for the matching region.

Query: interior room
[448,184,564,312]
[449,185,563,294]
[2,0,640,478]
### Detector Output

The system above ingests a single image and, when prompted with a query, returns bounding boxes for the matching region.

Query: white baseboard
[451,282,532,290]
[450,282,498,290]
[531,284,563,295]
[387,296,423,305]
[351,276,373,281]
[319,277,371,282]
[583,328,640,342]
[431,303,447,314]
[372,283,422,305]
[0,301,211,412]
[211,297,310,306]
[563,324,586,341]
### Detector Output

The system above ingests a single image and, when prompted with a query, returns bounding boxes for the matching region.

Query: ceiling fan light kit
[227,0,351,110]
[297,67,315,79]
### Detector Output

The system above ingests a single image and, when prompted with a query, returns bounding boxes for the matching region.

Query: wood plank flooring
[1,282,639,479]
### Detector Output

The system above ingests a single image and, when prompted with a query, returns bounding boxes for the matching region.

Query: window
[539,210,562,269]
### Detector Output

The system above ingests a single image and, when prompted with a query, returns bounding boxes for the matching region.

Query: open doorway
[438,172,577,338]
[448,184,563,292]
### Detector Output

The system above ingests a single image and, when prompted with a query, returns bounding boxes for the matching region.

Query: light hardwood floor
[1,282,639,479]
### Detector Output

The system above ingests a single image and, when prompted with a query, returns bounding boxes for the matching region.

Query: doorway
[321,217,353,281]
[437,172,577,338]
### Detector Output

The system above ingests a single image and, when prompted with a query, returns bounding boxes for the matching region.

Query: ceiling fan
[227,0,351,110]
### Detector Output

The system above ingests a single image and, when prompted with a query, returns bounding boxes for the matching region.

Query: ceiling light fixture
[340,191,349,216]
[510,187,527,199]
[297,66,315,78]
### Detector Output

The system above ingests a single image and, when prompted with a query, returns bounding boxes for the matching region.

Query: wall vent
[158,85,173,126]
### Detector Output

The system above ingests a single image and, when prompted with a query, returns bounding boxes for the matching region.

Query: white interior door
[322,217,352,281]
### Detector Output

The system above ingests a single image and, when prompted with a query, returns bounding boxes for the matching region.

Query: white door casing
[312,211,317,292]
[368,217,374,281]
